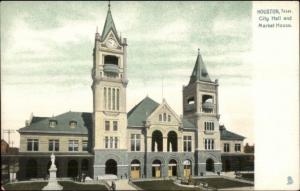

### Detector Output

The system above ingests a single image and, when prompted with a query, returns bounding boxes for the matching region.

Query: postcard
[1,1,299,190]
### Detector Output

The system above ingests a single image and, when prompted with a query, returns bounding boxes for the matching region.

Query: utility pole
[3,129,15,147]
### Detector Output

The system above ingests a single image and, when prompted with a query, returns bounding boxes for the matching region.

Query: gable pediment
[101,31,122,50]
[146,100,181,126]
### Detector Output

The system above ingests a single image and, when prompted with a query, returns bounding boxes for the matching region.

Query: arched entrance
[68,160,78,177]
[183,160,192,177]
[26,159,37,179]
[152,160,161,178]
[130,159,141,179]
[81,159,89,174]
[152,130,163,151]
[167,131,178,152]
[105,159,117,175]
[168,159,177,177]
[224,159,231,172]
[206,158,214,172]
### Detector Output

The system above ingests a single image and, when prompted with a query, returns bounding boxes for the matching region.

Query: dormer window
[69,121,77,128]
[49,120,57,128]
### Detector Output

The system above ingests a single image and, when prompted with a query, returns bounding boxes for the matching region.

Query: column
[147,136,152,152]
[178,135,183,152]
[163,137,167,152]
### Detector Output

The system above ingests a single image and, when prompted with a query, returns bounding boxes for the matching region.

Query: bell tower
[183,49,222,175]
[92,3,128,178]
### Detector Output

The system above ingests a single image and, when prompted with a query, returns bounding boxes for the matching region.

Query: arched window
[183,160,192,177]
[168,159,177,177]
[152,130,163,152]
[206,158,214,172]
[163,113,167,121]
[131,160,141,179]
[167,131,178,152]
[105,159,117,175]
[152,160,162,178]
[168,115,171,122]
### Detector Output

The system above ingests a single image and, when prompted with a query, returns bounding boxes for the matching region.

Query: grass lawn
[240,173,254,181]
[59,181,108,190]
[133,180,200,190]
[192,178,253,189]
[3,181,108,191]
[3,182,48,190]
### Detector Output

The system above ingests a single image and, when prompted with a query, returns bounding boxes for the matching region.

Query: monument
[42,153,63,190]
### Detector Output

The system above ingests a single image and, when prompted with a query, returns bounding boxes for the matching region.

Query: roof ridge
[128,96,158,116]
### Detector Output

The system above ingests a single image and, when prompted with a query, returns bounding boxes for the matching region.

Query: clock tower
[91,3,128,178]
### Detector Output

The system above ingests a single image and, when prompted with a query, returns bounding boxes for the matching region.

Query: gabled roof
[101,5,119,41]
[128,96,159,127]
[189,49,211,84]
[18,112,92,135]
[220,125,245,140]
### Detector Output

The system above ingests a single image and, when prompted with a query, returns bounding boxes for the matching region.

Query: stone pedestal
[42,154,63,190]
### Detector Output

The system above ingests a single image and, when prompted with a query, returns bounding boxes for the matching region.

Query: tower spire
[101,0,119,41]
[189,48,211,84]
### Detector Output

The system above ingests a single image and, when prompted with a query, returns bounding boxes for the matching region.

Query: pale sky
[1,1,254,147]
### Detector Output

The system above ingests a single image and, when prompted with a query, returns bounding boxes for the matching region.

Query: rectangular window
[114,137,118,149]
[105,121,110,131]
[205,122,214,131]
[27,139,38,151]
[49,139,59,151]
[113,121,118,131]
[82,140,88,151]
[112,88,115,110]
[108,88,111,110]
[105,137,109,148]
[235,144,241,152]
[104,87,107,109]
[183,136,192,152]
[205,139,214,150]
[116,89,120,110]
[110,137,113,148]
[224,143,230,152]
[68,140,79,151]
[130,134,141,151]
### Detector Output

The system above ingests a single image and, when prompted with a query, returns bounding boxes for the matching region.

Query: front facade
[17,5,248,180]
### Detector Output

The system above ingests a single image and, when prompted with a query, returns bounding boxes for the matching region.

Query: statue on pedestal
[42,153,62,190]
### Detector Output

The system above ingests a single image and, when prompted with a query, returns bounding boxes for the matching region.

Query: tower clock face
[106,38,117,48]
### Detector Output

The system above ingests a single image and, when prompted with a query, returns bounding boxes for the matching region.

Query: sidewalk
[108,179,137,190]
[218,186,254,190]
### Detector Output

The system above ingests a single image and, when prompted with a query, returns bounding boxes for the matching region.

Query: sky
[1,1,254,147]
